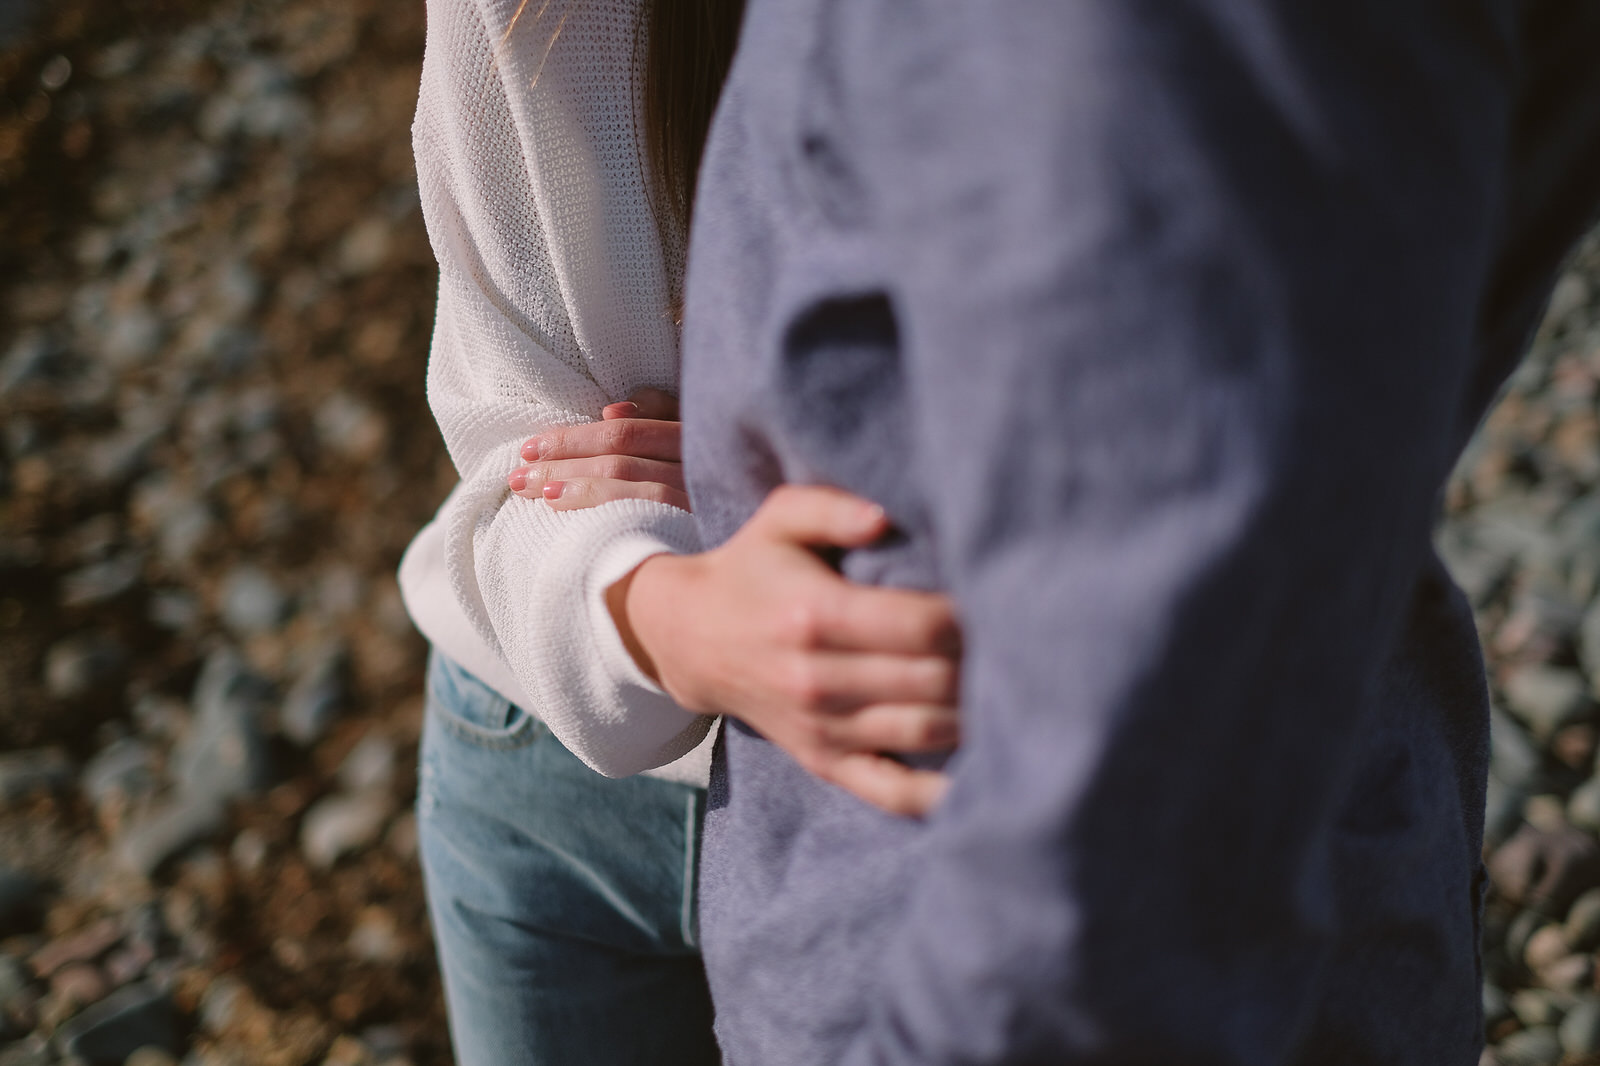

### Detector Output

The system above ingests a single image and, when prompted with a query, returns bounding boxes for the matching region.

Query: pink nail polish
[521,438,542,461]
[543,481,565,500]
[507,470,527,492]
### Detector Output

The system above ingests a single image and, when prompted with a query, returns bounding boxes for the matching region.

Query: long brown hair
[504,0,744,276]
[638,0,744,257]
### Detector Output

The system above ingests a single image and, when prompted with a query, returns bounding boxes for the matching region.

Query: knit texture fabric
[398,0,712,784]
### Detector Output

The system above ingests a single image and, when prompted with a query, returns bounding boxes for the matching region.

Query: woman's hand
[507,387,689,511]
[611,485,962,818]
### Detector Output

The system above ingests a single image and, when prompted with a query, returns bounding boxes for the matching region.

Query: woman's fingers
[819,753,948,818]
[818,703,960,753]
[603,387,680,421]
[540,478,692,512]
[522,417,682,463]
[509,456,686,497]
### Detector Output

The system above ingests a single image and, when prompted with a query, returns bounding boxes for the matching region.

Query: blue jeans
[417,651,719,1066]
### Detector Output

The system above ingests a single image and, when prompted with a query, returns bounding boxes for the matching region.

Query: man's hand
[508,387,689,511]
[614,485,962,817]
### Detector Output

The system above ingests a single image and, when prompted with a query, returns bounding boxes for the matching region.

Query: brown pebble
[103,941,154,986]
[29,919,123,978]
[1527,923,1572,972]
[49,961,107,1005]
[1489,824,1600,915]
[1553,723,1599,772]
[1540,952,1594,992]
[125,1047,180,1066]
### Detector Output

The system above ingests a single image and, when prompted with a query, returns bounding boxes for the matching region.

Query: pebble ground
[5,2,1600,1065]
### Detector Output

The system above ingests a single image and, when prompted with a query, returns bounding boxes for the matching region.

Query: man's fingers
[539,478,692,513]
[820,752,948,818]
[786,652,959,711]
[509,456,686,496]
[818,703,960,753]
[522,418,682,462]
[806,585,960,656]
[754,484,891,549]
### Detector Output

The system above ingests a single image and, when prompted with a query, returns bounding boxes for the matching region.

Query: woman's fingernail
[508,469,528,492]
[521,438,543,461]
[543,481,566,501]
[613,402,640,417]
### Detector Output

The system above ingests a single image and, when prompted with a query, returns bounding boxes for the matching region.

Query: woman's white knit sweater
[398,0,713,784]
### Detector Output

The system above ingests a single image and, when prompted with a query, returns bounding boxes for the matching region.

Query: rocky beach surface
[4,2,1600,1065]
[1457,229,1600,1066]
[2,0,449,1062]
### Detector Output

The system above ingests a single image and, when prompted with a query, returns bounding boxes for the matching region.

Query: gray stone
[98,308,163,369]
[0,748,73,802]
[1569,777,1600,833]
[1547,272,1591,327]
[59,553,144,608]
[359,1026,406,1059]
[54,982,179,1065]
[314,392,386,460]
[1560,995,1600,1055]
[0,1038,51,1066]
[1504,665,1592,741]
[1486,776,1528,850]
[82,740,159,814]
[0,954,30,1005]
[300,793,390,869]
[1512,987,1569,1028]
[1565,887,1600,951]
[0,332,65,397]
[1491,707,1544,792]
[147,590,200,633]
[218,566,288,635]
[115,801,225,879]
[172,649,272,804]
[1582,600,1600,691]
[1496,1025,1563,1066]
[337,735,395,795]
[85,423,162,485]
[129,694,187,742]
[280,647,346,747]
[196,976,245,1035]
[155,499,212,566]
[43,637,126,701]
[1523,794,1568,833]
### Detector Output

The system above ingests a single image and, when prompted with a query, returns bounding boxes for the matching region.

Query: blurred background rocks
[1447,231,1600,1066]
[4,0,1600,1064]
[1,0,450,1062]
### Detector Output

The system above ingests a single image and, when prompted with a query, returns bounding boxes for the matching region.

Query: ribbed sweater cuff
[515,498,712,777]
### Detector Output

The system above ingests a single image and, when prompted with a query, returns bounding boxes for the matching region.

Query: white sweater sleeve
[407,0,711,776]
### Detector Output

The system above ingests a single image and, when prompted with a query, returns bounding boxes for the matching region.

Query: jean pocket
[425,650,541,749]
